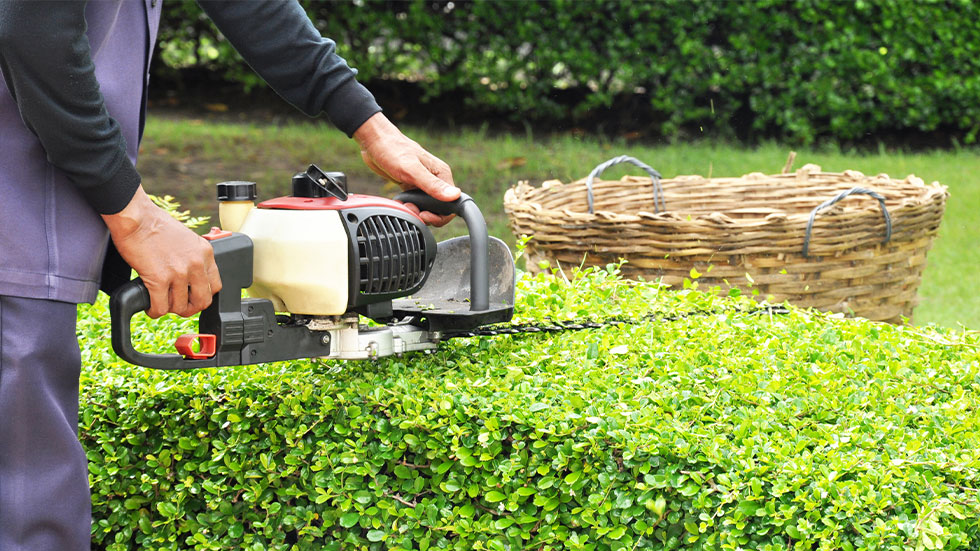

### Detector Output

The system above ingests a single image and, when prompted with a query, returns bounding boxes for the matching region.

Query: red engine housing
[257,194,423,222]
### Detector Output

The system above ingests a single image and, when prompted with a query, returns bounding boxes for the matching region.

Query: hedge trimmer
[110,164,519,368]
[110,165,785,369]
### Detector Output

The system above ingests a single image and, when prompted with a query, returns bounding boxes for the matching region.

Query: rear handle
[109,278,218,370]
[109,232,253,370]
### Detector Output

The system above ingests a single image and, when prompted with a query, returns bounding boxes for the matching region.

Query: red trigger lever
[175,334,217,359]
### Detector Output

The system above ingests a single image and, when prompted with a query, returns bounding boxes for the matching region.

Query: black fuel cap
[216,181,257,202]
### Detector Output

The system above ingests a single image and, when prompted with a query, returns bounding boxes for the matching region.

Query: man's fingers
[208,261,223,296]
[184,276,213,317]
[352,113,460,224]
[413,156,459,201]
[360,150,391,181]
[169,276,191,317]
[144,280,169,319]
[363,145,459,202]
[424,176,461,202]
[402,202,421,216]
[419,152,455,186]
[354,119,459,226]
[418,211,455,227]
[106,187,225,319]
[399,163,459,203]
[147,277,216,319]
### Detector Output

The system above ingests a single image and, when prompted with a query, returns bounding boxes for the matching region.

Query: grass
[140,115,980,329]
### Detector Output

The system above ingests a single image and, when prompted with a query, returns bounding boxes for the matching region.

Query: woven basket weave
[504,156,949,323]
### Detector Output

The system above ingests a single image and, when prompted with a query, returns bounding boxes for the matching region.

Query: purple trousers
[0,296,90,551]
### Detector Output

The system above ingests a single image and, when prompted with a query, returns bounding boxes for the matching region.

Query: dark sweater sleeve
[0,0,141,215]
[197,0,382,137]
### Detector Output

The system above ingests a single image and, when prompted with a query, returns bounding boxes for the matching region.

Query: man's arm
[0,1,221,317]
[196,0,380,136]
[198,1,461,224]
[0,0,140,214]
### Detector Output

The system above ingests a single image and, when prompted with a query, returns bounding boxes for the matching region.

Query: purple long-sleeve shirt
[0,0,381,303]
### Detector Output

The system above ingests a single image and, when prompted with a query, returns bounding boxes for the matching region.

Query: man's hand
[353,113,460,227]
[102,186,222,319]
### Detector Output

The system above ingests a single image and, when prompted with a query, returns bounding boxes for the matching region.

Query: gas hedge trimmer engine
[110,165,515,369]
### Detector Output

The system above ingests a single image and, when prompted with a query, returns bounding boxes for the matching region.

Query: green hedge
[154,0,980,144]
[80,264,980,550]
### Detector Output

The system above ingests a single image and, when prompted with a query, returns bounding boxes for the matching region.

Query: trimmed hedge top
[80,264,980,550]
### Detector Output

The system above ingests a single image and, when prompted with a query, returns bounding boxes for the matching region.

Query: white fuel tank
[235,208,350,315]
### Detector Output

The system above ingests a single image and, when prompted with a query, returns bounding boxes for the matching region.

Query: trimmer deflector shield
[392,236,515,331]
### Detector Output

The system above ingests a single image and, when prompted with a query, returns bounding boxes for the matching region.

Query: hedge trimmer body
[110,165,515,369]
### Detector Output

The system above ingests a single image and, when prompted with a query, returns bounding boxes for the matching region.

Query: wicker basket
[504,155,949,323]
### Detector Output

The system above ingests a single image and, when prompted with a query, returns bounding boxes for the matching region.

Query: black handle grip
[394,190,490,311]
[395,189,476,216]
[109,279,214,370]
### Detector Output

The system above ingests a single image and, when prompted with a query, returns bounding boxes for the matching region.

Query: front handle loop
[585,155,664,214]
[803,187,892,257]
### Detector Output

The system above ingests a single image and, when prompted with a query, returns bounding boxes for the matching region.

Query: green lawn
[141,116,979,329]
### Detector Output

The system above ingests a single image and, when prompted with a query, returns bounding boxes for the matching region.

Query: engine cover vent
[356,214,429,296]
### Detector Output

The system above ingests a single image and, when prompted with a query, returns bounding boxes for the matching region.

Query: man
[0,1,457,549]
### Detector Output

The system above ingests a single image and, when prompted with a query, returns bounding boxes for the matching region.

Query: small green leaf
[586,342,599,359]
[124,497,145,510]
[443,481,461,492]
[339,513,359,528]
[679,482,700,496]
[156,502,177,517]
[227,522,244,539]
[652,496,666,516]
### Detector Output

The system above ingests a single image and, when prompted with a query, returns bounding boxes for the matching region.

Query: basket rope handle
[585,155,664,214]
[803,187,892,257]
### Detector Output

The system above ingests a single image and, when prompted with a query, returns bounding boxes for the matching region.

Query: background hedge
[154,0,980,144]
[81,263,980,550]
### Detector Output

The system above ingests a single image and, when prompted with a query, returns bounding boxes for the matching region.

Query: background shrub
[81,265,980,550]
[154,0,980,144]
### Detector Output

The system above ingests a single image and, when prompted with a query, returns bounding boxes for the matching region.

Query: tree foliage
[154,0,980,144]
